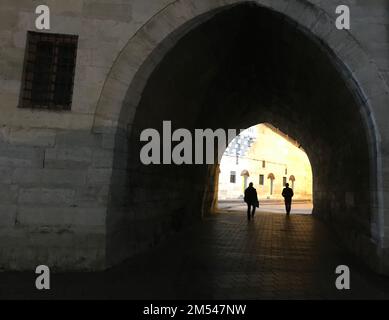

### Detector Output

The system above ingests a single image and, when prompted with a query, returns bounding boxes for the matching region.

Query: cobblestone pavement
[1,210,389,299]
[219,200,313,214]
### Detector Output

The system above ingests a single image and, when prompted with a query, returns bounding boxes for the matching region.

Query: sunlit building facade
[218,124,313,201]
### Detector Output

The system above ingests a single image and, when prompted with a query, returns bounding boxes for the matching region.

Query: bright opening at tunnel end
[218,123,313,215]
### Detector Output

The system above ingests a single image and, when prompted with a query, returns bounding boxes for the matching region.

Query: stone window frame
[19,31,78,111]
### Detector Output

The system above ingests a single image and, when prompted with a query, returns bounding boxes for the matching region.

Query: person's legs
[247,204,251,220]
[251,205,256,218]
[285,201,291,215]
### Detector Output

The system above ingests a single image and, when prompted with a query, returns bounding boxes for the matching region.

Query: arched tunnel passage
[107,3,376,270]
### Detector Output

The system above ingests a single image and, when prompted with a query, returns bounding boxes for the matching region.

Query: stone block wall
[0,0,389,273]
[0,128,115,270]
[0,0,173,270]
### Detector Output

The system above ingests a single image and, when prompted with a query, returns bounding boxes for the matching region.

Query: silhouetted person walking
[244,182,259,220]
[282,183,294,215]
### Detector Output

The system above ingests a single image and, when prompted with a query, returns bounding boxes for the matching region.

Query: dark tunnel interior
[106,3,374,267]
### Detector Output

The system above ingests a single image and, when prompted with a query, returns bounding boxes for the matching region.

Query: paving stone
[0,210,388,299]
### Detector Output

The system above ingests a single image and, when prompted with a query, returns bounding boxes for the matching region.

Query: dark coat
[244,186,259,206]
[282,187,294,201]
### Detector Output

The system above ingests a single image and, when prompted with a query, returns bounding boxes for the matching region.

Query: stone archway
[93,0,389,274]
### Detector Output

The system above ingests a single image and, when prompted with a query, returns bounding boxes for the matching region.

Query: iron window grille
[19,31,78,110]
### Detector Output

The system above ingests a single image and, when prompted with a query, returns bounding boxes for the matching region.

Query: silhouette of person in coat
[244,182,259,220]
[282,183,294,215]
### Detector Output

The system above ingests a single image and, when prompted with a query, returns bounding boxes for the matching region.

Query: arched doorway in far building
[241,170,250,192]
[268,173,275,196]
[289,175,296,190]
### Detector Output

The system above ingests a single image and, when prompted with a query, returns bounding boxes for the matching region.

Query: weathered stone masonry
[1,0,389,274]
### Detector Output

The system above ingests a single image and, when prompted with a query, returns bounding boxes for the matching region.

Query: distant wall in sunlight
[218,124,313,201]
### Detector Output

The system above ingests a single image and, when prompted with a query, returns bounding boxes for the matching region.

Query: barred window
[19,31,78,110]
[230,171,236,184]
